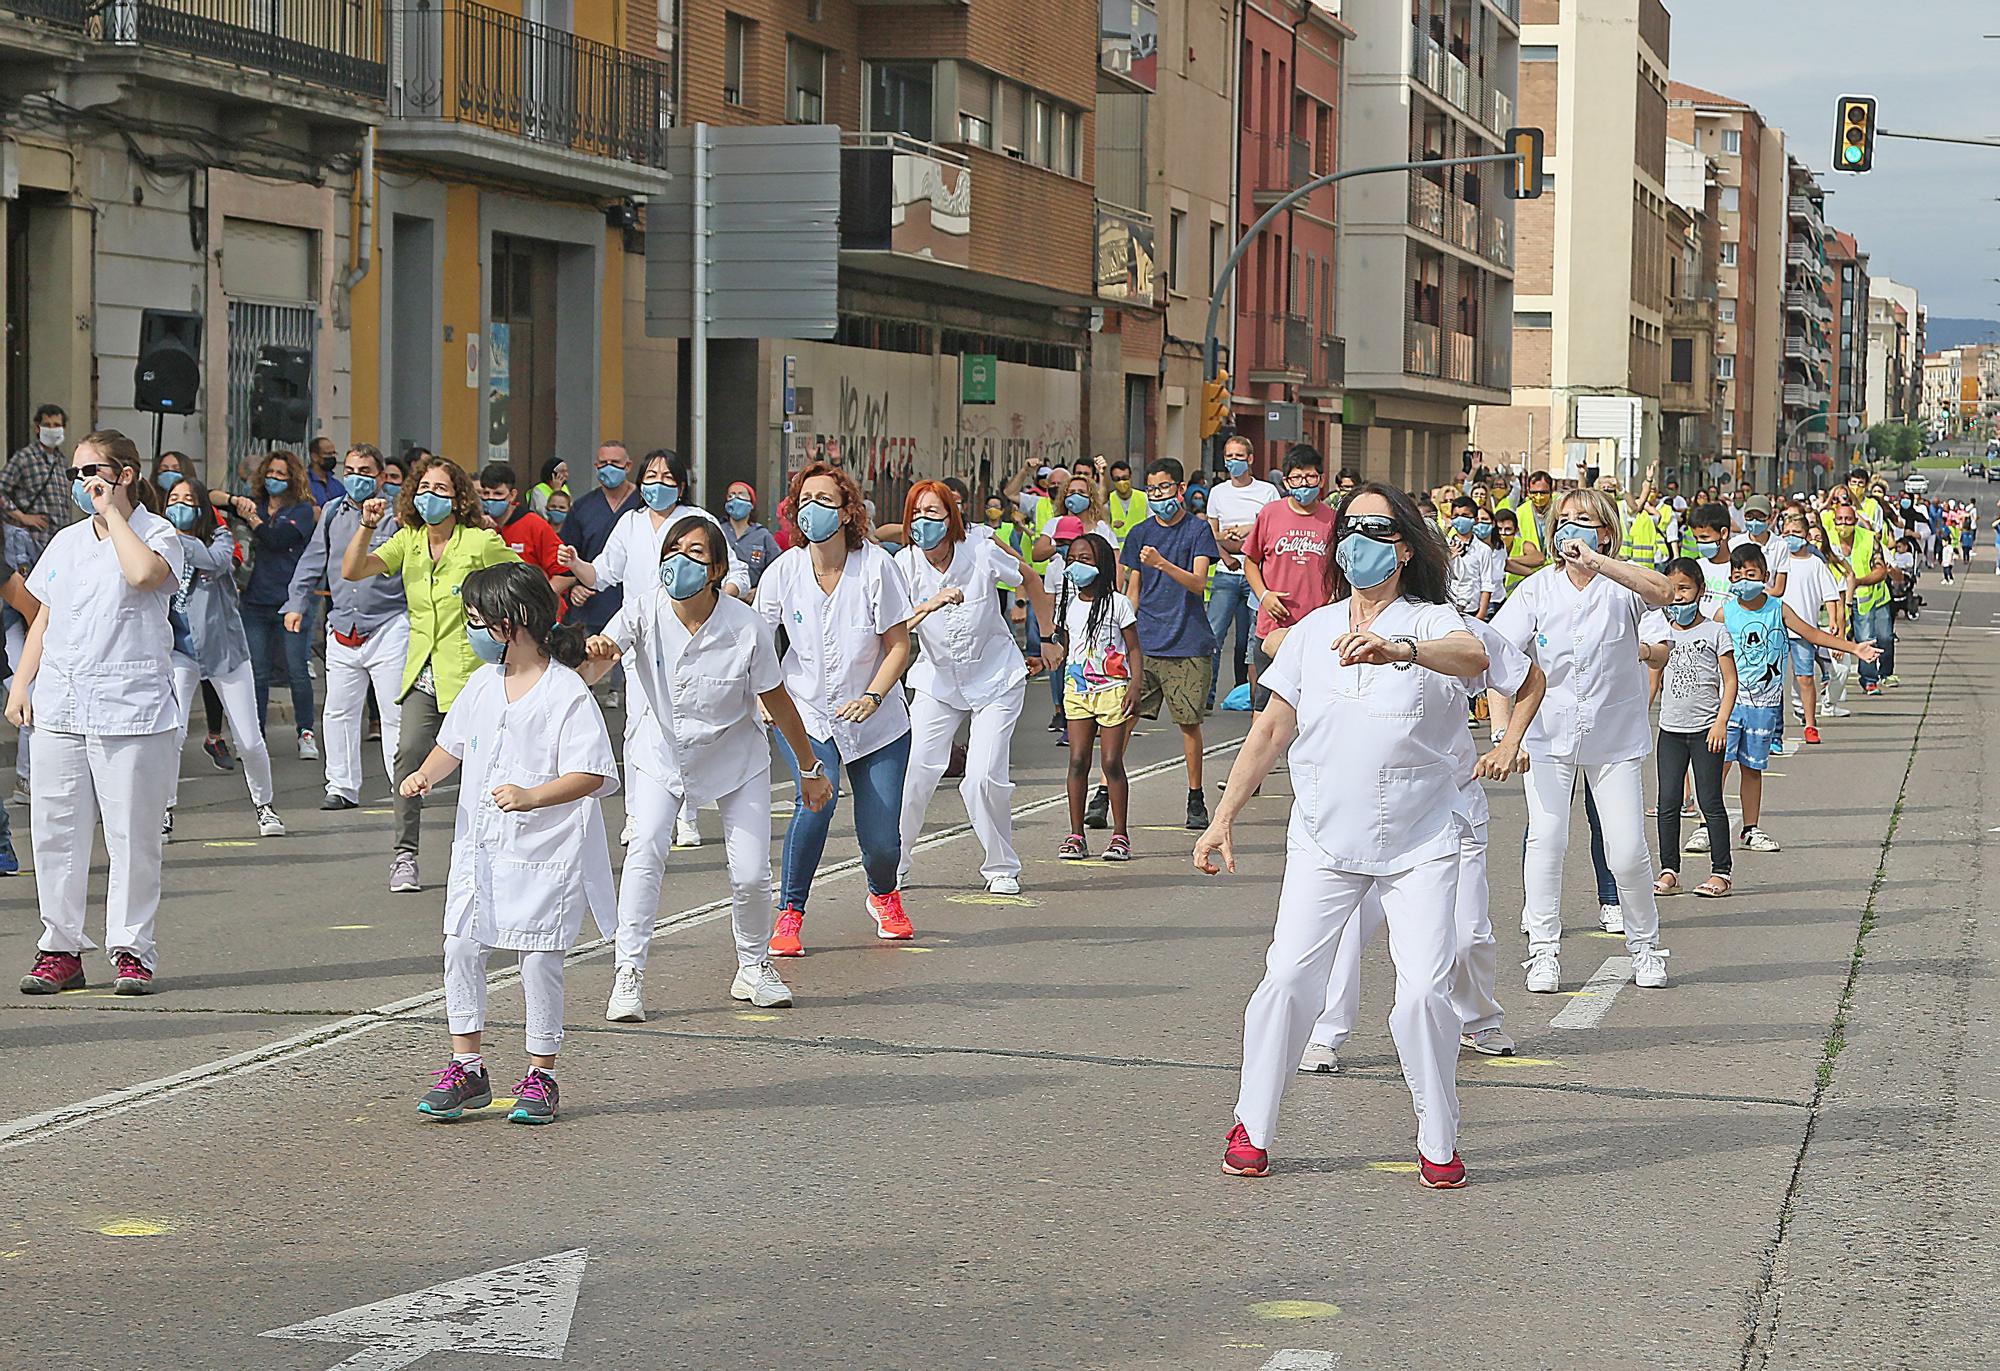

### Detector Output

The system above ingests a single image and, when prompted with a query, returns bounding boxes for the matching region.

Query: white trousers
[6,615,28,784]
[615,766,774,971]
[31,728,178,968]
[1310,822,1505,1049]
[1235,842,1463,1165]
[1522,756,1659,952]
[444,934,566,1056]
[171,660,274,808]
[320,619,408,803]
[898,684,1024,885]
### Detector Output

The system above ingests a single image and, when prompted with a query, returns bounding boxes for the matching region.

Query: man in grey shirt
[284,443,409,810]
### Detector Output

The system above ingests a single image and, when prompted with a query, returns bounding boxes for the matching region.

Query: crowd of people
[0,413,1957,1160]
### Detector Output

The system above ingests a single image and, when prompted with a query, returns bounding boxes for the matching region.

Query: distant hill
[1926,317,2000,351]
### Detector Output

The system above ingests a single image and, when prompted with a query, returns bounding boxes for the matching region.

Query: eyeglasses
[1144,483,1179,497]
[67,464,112,481]
[1340,514,1399,541]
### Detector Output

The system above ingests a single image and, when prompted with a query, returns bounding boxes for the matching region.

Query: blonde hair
[1557,487,1620,539]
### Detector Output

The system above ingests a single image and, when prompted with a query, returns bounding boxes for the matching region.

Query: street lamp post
[1779,409,1865,492]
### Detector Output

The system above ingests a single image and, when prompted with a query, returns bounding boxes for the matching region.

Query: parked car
[1903,473,1931,495]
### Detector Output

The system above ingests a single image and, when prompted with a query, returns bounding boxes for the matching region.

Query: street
[3,478,1993,1371]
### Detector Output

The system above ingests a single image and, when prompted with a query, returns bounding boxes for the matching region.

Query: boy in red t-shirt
[477,462,564,584]
[1242,445,1336,709]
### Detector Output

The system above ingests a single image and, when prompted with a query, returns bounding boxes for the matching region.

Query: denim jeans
[1206,570,1255,707]
[242,600,317,736]
[776,728,911,909]
[1853,601,1893,685]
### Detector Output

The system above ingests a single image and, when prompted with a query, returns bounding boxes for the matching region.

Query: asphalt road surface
[3,482,1993,1370]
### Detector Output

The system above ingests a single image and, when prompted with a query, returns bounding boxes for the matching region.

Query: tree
[1866,422,1922,465]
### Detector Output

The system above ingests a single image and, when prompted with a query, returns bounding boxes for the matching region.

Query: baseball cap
[1743,495,1771,517]
[1052,514,1085,541]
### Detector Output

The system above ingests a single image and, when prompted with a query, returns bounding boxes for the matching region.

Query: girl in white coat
[895,479,1056,896]
[402,564,619,1126]
[584,515,832,1023]
[1195,483,1491,1189]
[10,430,184,997]
[162,476,285,842]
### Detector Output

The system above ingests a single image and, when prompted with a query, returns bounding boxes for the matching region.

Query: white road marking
[261,1248,585,1369]
[1261,1353,1342,1370]
[0,740,1245,1152]
[1549,955,1634,1030]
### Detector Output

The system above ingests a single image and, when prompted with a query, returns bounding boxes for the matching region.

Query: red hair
[902,480,965,548]
[783,461,868,551]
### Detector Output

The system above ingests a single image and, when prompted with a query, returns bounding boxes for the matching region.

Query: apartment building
[1661,136,1722,487]
[1668,82,1786,485]
[1866,295,1908,432]
[1225,0,1350,468]
[1469,0,1671,486]
[1870,275,1924,424]
[1823,228,1868,464]
[1335,0,1520,491]
[1776,158,1831,486]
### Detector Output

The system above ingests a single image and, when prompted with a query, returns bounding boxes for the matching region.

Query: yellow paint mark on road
[1587,931,1624,940]
[467,1098,517,1113]
[362,808,393,816]
[329,924,373,931]
[0,1250,21,1259]
[901,947,938,954]
[96,1219,171,1237]
[946,893,1039,907]
[734,1013,781,1023]
[1485,1057,1561,1069]
[1365,1161,1420,1174]
[203,840,257,849]
[1249,1299,1342,1321]
[1564,989,1601,998]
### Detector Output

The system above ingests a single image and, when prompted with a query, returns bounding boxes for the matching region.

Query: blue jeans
[1205,570,1255,707]
[776,728,910,909]
[242,600,317,736]
[1853,602,1893,685]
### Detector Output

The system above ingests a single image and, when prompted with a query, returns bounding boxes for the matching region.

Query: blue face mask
[467,624,507,664]
[724,496,753,521]
[1336,532,1401,589]
[641,481,680,513]
[1291,486,1322,507]
[1147,495,1182,521]
[343,474,378,503]
[1473,521,1494,540]
[1730,579,1767,602]
[1745,519,1769,538]
[264,476,290,497]
[597,464,628,489]
[165,504,197,532]
[1451,516,1476,535]
[1555,522,1601,553]
[480,496,510,520]
[1783,534,1807,554]
[1696,539,1721,559]
[909,516,949,550]
[70,479,97,516]
[546,507,567,528]
[798,501,843,544]
[413,491,454,526]
[1224,458,1250,479]
[1064,492,1090,515]
[1664,601,1701,627]
[1063,561,1100,588]
[158,470,183,490]
[659,552,712,600]
[380,483,403,507]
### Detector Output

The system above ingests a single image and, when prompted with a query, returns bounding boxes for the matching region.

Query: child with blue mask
[1637,557,1737,898]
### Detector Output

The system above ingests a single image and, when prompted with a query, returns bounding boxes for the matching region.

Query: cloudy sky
[1667,0,2000,325]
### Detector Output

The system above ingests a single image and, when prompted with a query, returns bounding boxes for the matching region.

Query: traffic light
[1833,95,1877,173]
[1504,126,1545,200]
[1201,370,1231,441]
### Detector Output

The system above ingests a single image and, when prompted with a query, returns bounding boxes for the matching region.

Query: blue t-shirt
[1119,513,1220,658]
[1722,594,1787,708]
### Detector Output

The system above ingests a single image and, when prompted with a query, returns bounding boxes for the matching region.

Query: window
[724,15,748,106]
[1722,412,1734,436]
[1721,242,1738,268]
[957,65,994,148]
[1168,209,1187,295]
[999,82,1024,157]
[1721,185,1739,213]
[1719,299,1736,324]
[1054,106,1078,176]
[1211,221,1229,298]
[1303,253,1315,325]
[787,38,826,124]
[1521,44,1557,61]
[1717,354,1735,379]
[1030,96,1050,165]
[869,62,934,138]
[1671,337,1694,383]
[1721,128,1741,155]
[1515,311,1553,329]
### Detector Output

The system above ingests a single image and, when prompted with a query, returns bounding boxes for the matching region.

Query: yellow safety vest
[1624,507,1663,565]
[993,521,1027,591]
[1107,488,1146,543]
[1841,526,1890,614]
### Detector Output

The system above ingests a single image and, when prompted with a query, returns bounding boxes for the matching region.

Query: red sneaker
[1803,725,1823,744]
[111,951,154,996]
[1222,1122,1269,1177]
[19,949,85,995]
[769,908,806,958]
[868,890,914,940]
[1418,1151,1468,1189]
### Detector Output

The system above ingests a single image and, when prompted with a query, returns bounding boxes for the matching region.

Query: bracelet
[1390,635,1418,670]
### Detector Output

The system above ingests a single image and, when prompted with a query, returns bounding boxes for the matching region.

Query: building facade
[1823,227,1868,467]
[1660,135,1722,489]
[1777,157,1830,486]
[1870,275,1923,425]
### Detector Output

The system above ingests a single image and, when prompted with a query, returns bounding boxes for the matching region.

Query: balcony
[30,0,387,99]
[1787,194,1823,226]
[384,0,670,196]
[1412,30,1443,92]
[1099,0,1158,94]
[1306,336,1347,392]
[1446,329,1476,384]
[1093,199,1156,308]
[1409,175,1446,239]
[1407,319,1440,377]
[1246,311,1313,379]
[1490,86,1512,133]
[1482,213,1511,269]
[1445,51,1470,110]
[840,133,973,272]
[1250,131,1312,203]
[1786,240,1823,270]
[1785,333,1809,361]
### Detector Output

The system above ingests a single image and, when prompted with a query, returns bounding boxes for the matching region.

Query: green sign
[962,353,998,405]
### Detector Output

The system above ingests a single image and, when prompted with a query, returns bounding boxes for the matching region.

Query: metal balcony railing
[1409,174,1446,238]
[4,0,90,29]
[1483,213,1511,269]
[1249,131,1311,196]
[1407,318,1440,377]
[103,0,384,94]
[1490,86,1512,133]
[1316,335,1347,389]
[1411,29,1443,92]
[1446,330,1476,384]
[389,0,669,167]
[1245,311,1312,375]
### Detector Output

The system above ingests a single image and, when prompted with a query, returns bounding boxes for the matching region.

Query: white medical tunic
[30,507,185,736]
[754,542,915,762]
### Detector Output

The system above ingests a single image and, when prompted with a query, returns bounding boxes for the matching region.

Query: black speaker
[249,345,313,442]
[135,308,202,413]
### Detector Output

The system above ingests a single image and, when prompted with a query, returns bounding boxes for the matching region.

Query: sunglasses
[67,464,114,481]
[1340,514,1399,541]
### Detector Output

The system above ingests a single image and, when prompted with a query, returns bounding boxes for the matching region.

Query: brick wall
[1515,191,1555,296]
[967,149,1094,298]
[1513,324,1553,386]
[680,0,863,130]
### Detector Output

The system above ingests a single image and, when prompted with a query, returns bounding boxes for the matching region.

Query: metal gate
[226,299,317,492]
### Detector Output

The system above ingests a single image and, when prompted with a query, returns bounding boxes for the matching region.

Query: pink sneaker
[111,951,154,996]
[1222,1122,1269,1178]
[19,949,84,995]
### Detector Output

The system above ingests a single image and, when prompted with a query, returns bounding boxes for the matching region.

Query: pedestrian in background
[0,402,76,561]
[234,449,321,761]
[1051,531,1141,862]
[721,480,782,590]
[1204,434,1280,708]
[477,463,564,583]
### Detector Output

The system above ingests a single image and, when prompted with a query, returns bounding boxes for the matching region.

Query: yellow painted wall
[440,184,483,464]
[574,0,617,49]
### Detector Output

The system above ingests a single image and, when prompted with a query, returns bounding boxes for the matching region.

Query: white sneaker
[9,780,28,806]
[675,811,702,847]
[297,730,320,761]
[620,814,636,847]
[1742,826,1782,853]
[256,804,287,838]
[1297,1041,1340,1074]
[730,959,794,1008]
[606,964,646,1022]
[1524,947,1561,993]
[985,874,1022,895]
[1598,902,1624,935]
[1460,1027,1516,1056]
[1685,827,1711,854]
[162,808,174,842]
[1633,947,1670,989]
[1821,704,1853,718]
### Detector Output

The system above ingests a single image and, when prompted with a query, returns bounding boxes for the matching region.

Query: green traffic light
[1843,145,1864,164]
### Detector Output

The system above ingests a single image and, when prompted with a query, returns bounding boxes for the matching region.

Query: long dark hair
[1326,481,1449,605]
[460,563,586,668]
[1055,531,1117,651]
[662,514,727,599]
[168,474,224,543]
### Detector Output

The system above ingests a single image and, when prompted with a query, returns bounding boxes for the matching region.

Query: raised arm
[341,498,392,581]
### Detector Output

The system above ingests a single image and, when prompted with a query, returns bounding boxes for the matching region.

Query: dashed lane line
[1549,956,1635,1030]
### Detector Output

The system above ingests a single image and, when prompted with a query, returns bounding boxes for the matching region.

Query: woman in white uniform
[1195,483,1490,1189]
[586,515,832,1023]
[895,479,1055,896]
[754,461,916,957]
[10,430,184,997]
[1490,487,1673,995]
[162,475,285,842]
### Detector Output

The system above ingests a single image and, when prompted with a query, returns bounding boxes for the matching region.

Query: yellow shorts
[1063,680,1133,728]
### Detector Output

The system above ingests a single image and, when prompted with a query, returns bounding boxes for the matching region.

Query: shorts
[1064,679,1133,728]
[1789,638,1818,678]
[1249,636,1276,711]
[1139,654,1209,727]
[1724,702,1783,772]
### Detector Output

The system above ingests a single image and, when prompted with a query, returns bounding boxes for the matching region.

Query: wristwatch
[862,690,884,707]
[799,759,827,781]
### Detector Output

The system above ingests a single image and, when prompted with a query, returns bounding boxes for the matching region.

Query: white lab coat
[594,503,751,598]
[28,507,184,735]
[896,537,1027,711]
[1489,566,1653,766]
[754,542,915,762]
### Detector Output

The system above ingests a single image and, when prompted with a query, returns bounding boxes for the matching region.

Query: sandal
[1654,870,1683,897]
[1693,874,1733,898]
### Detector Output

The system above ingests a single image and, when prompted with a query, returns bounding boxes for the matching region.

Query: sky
[1666,0,2000,326]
